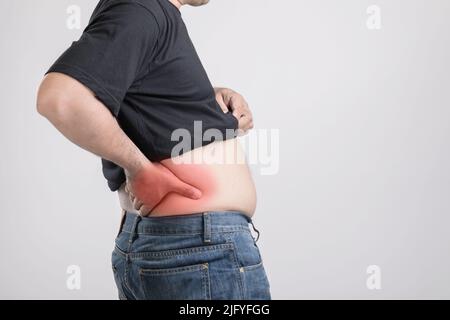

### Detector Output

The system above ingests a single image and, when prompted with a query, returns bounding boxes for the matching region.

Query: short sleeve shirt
[46,0,238,191]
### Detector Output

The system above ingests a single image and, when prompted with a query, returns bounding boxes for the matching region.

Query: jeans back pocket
[139,263,211,300]
[240,262,271,300]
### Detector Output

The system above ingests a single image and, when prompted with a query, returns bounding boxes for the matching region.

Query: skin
[37,0,255,216]
[215,87,254,135]
[170,0,211,8]
[122,138,257,217]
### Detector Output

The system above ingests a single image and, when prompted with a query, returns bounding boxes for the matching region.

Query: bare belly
[118,138,257,218]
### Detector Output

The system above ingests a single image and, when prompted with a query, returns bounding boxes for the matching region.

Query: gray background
[0,0,449,299]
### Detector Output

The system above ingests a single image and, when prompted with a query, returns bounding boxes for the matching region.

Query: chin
[188,0,210,6]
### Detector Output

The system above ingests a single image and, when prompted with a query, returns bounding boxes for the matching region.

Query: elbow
[36,87,59,119]
[36,80,69,123]
[37,72,92,126]
[36,94,52,118]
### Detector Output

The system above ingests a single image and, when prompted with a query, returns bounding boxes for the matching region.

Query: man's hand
[214,87,254,135]
[125,162,202,216]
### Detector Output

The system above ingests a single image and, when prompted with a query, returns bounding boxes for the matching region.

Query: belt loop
[127,214,141,252]
[203,212,211,243]
[249,219,260,243]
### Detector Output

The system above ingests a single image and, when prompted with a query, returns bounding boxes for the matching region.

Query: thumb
[216,93,230,113]
[173,180,202,200]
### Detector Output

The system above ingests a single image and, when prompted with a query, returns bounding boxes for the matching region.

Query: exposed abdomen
[118,138,257,217]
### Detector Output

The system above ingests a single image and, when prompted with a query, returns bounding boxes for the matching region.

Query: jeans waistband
[120,210,259,239]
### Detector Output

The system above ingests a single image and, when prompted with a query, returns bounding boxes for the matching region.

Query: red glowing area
[130,161,219,216]
[151,162,218,215]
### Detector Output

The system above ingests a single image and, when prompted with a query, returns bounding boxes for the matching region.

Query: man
[37,0,271,300]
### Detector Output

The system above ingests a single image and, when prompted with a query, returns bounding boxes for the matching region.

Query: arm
[37,72,202,214]
[37,72,147,176]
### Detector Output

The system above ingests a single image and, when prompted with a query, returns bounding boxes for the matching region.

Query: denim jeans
[111,211,271,300]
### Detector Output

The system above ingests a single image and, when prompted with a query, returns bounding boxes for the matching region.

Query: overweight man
[37,0,271,300]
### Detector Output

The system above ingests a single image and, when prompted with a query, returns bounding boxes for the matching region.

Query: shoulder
[93,0,165,23]
[89,0,167,35]
[110,0,166,25]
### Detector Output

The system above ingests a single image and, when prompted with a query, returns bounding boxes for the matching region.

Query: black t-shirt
[46,0,238,191]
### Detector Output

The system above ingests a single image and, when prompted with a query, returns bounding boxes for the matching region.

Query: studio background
[1,0,449,299]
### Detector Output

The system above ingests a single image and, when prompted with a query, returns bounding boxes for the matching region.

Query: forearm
[54,98,147,177]
[37,73,149,177]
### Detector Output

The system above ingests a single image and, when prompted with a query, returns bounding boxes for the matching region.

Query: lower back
[118,138,257,217]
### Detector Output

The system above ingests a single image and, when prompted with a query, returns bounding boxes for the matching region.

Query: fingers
[173,180,202,200]
[133,197,143,211]
[125,162,203,218]
[233,110,253,135]
[139,205,152,217]
[229,97,253,132]
[215,92,230,113]
[230,95,249,115]
[130,192,153,216]
[218,89,255,133]
[126,184,145,212]
[128,191,135,204]
[129,189,153,216]
[238,116,253,134]
[232,108,243,119]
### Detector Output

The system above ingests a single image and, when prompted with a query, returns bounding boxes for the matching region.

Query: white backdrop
[0,0,449,299]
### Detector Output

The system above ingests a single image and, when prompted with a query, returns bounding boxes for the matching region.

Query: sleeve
[45,3,159,116]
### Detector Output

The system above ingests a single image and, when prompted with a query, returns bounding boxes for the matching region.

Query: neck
[169,0,183,9]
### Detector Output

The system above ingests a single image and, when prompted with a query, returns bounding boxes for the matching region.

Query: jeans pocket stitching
[139,262,209,275]
[223,232,244,299]
[129,242,234,259]
[114,245,127,257]
[239,261,271,300]
[139,263,211,300]
[112,265,128,300]
[241,261,264,272]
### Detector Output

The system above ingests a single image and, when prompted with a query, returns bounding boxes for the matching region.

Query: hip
[112,211,271,300]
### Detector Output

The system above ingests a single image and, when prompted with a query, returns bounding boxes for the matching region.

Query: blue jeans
[111,211,271,300]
